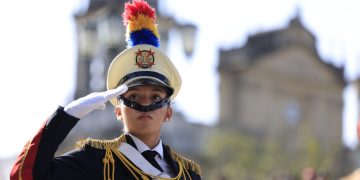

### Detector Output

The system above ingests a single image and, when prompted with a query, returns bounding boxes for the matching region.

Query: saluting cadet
[10,0,201,179]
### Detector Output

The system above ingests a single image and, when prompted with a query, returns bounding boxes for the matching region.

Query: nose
[139,97,152,106]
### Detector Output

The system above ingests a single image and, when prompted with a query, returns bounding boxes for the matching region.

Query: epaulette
[166,145,202,176]
[75,135,126,150]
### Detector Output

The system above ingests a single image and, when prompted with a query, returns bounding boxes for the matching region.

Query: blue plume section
[128,29,160,48]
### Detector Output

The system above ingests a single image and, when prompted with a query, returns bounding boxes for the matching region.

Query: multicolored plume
[123,0,160,48]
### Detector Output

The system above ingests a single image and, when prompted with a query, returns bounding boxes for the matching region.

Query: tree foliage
[201,128,340,179]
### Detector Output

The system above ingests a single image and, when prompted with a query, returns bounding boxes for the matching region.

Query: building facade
[217,16,346,176]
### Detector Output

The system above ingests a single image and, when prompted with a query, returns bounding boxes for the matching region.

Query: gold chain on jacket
[76,134,201,180]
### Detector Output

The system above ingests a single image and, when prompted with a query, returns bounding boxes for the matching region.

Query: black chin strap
[118,96,170,112]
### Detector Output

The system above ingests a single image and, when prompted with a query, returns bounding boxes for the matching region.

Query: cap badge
[135,49,155,69]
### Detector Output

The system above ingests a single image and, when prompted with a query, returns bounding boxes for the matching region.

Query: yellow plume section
[125,14,160,40]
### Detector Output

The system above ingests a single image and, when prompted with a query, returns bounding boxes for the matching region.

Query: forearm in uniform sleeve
[10,106,80,180]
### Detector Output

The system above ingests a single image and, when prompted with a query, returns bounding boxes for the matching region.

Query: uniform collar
[128,133,164,159]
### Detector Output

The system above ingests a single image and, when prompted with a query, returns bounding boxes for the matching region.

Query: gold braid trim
[112,147,185,180]
[75,135,201,179]
[18,140,32,180]
[75,135,127,180]
[166,146,202,176]
[75,135,126,150]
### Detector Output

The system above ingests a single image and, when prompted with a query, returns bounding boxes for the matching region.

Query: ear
[164,106,173,122]
[114,106,122,121]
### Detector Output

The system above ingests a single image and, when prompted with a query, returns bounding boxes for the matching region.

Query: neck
[129,132,161,149]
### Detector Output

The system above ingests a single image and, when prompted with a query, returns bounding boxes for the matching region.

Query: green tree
[201,128,340,179]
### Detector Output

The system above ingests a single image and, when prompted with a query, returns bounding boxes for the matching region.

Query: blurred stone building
[217,15,347,176]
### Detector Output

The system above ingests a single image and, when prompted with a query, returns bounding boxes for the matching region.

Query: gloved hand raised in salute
[64,84,128,119]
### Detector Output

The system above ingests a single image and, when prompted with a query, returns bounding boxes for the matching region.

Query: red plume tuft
[123,0,156,25]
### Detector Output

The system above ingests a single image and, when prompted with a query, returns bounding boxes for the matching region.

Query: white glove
[64,84,128,119]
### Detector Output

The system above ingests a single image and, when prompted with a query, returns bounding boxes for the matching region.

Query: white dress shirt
[129,134,175,178]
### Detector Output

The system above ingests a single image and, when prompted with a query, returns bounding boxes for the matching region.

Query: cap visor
[126,78,174,96]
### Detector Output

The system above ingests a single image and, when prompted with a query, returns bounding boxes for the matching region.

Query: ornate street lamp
[79,25,98,59]
[97,13,124,48]
[178,23,197,57]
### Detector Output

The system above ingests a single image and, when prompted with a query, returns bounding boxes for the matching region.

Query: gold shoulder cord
[76,134,201,180]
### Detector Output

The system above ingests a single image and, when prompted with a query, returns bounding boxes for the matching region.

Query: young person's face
[115,85,172,137]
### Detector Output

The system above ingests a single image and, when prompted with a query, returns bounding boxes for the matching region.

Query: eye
[152,94,165,102]
[153,95,162,101]
[128,94,139,101]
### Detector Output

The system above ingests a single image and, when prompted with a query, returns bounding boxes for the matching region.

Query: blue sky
[0,0,359,158]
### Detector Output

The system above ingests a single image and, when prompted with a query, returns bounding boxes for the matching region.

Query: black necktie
[141,150,163,172]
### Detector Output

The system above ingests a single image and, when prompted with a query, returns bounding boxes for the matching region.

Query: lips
[138,113,153,120]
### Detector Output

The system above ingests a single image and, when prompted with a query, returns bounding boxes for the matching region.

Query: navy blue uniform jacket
[10,107,202,180]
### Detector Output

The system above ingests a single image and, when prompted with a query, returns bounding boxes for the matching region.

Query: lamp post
[79,25,98,59]
[178,23,197,57]
[157,16,197,59]
[97,13,124,48]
